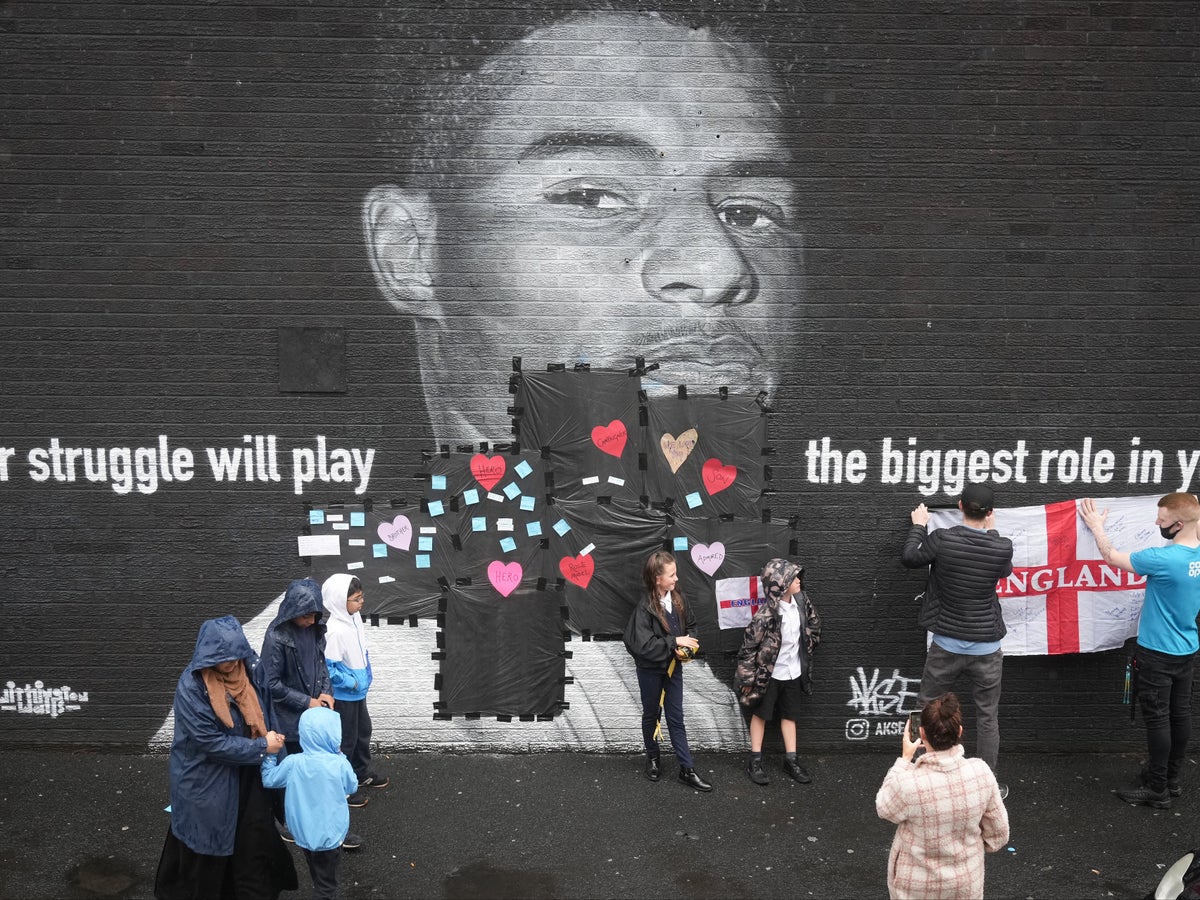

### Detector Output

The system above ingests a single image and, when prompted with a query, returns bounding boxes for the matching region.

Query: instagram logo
[845,718,870,741]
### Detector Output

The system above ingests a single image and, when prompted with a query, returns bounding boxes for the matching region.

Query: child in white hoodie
[321,574,389,808]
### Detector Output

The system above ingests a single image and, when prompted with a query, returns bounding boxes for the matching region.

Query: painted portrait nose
[640,203,756,308]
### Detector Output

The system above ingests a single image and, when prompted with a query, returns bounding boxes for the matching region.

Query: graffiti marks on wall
[1,681,90,718]
[844,666,921,742]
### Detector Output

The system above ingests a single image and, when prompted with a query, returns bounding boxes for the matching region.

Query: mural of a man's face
[366,11,804,444]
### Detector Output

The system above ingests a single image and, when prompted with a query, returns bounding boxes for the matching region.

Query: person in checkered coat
[876,692,1009,900]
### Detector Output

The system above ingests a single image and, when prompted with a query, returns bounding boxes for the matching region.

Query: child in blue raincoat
[262,706,358,900]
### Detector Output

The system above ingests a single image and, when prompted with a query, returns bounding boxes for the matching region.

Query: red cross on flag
[715,575,764,630]
[928,494,1165,656]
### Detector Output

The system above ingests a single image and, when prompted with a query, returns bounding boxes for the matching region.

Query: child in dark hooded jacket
[261,578,334,753]
[734,557,822,786]
[262,706,358,900]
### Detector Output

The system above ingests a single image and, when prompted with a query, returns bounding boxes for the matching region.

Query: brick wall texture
[2,0,1199,753]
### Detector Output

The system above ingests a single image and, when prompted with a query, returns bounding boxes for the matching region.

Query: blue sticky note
[502,482,521,500]
[673,536,688,551]
[520,495,536,512]
[526,521,543,537]
[350,511,365,527]
[418,536,433,552]
[463,488,480,506]
[553,518,571,536]
[415,555,431,569]
[428,500,445,517]
[372,543,387,558]
[685,491,703,509]
[309,509,325,525]
[472,516,487,532]
[431,474,447,491]
[499,537,517,553]
[514,460,533,479]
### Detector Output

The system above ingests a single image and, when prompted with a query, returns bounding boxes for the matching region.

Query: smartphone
[908,710,923,742]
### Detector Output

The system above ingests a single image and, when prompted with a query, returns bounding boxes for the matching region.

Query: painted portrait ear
[362,185,439,318]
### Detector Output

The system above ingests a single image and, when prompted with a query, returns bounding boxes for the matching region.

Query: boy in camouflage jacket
[734,557,822,785]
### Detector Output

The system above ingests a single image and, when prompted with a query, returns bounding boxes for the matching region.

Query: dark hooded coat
[260,578,332,739]
[167,615,275,856]
[733,559,822,704]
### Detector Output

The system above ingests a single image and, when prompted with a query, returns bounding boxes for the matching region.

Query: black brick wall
[1,0,1198,751]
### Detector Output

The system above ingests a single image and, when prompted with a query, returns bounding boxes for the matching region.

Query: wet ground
[0,749,1189,898]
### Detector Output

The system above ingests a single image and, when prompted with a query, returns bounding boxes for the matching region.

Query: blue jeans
[918,642,1003,774]
[636,664,693,769]
[1134,644,1195,792]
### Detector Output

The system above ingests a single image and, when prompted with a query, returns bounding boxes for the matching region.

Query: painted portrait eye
[543,182,634,216]
[716,198,787,231]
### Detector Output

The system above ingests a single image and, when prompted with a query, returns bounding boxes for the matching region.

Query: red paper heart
[559,554,595,589]
[470,453,507,491]
[591,420,628,458]
[701,458,737,495]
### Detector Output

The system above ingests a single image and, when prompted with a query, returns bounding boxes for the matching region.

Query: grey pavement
[0,749,1190,899]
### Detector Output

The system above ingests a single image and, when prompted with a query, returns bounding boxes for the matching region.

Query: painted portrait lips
[635,330,770,393]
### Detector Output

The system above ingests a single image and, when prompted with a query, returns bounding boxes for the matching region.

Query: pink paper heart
[701,458,737,495]
[377,515,413,551]
[487,560,523,598]
[591,420,628,458]
[690,541,726,577]
[660,428,698,474]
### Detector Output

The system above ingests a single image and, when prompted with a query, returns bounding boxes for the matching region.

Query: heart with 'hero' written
[591,420,628,458]
[487,561,523,598]
[377,515,413,551]
[470,454,506,491]
[701,458,737,495]
[559,554,595,589]
[660,428,698,474]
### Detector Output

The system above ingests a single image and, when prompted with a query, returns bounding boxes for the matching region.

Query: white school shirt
[771,597,804,680]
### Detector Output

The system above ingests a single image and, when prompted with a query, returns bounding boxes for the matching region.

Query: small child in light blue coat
[262,706,358,899]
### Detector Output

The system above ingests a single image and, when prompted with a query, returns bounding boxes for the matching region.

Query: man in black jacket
[902,483,1014,797]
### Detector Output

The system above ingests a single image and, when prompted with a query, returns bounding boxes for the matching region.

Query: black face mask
[1160,522,1182,541]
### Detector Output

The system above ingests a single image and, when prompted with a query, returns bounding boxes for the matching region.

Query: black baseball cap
[960,483,995,512]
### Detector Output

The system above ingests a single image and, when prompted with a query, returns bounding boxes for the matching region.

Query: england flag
[928,494,1165,656]
[715,575,765,630]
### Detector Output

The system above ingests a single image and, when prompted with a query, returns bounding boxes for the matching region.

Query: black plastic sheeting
[515,368,644,503]
[440,576,566,719]
[643,395,770,520]
[549,496,671,636]
[303,367,795,719]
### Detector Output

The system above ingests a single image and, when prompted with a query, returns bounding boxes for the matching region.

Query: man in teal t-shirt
[1081,492,1200,808]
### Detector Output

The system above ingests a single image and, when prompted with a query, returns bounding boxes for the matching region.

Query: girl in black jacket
[623,550,712,792]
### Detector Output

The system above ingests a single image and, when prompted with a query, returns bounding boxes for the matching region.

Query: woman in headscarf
[154,615,296,900]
